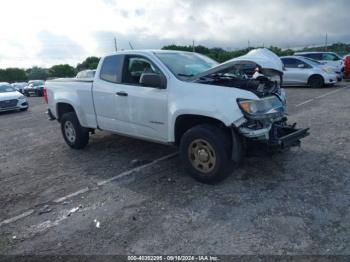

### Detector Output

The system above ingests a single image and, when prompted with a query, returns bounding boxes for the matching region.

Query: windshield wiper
[177,73,194,77]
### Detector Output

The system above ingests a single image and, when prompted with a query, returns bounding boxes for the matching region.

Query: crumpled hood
[191,48,284,81]
[0,91,22,101]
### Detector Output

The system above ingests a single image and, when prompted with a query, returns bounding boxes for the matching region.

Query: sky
[0,0,349,68]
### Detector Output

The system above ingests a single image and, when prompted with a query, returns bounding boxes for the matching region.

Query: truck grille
[0,99,18,109]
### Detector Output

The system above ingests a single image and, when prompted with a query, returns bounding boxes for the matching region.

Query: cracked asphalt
[0,83,349,255]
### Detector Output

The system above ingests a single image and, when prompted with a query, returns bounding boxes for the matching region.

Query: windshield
[155,52,218,80]
[29,81,44,87]
[304,57,323,66]
[77,70,96,78]
[0,84,15,93]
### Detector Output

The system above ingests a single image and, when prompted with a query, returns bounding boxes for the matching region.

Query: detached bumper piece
[269,123,309,149]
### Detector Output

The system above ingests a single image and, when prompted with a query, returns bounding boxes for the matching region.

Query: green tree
[49,64,76,78]
[0,68,27,82]
[76,56,100,71]
[26,66,49,80]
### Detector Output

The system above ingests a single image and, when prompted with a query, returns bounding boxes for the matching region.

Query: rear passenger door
[93,54,124,131]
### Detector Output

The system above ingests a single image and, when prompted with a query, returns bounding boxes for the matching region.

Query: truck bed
[46,78,97,128]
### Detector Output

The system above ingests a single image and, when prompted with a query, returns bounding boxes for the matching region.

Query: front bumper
[24,88,43,95]
[268,123,309,148]
[238,118,309,149]
[0,99,28,112]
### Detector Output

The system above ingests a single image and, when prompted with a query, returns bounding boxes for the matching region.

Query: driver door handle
[116,91,128,96]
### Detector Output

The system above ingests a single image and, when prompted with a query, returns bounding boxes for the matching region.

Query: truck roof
[104,49,197,57]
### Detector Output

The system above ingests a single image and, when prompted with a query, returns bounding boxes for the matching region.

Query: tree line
[0,56,100,83]
[1,42,349,82]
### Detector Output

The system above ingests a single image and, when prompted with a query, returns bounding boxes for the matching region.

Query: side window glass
[306,53,322,60]
[123,56,161,85]
[282,58,298,68]
[100,55,122,83]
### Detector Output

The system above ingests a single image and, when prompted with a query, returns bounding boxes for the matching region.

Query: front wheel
[180,125,239,184]
[308,75,324,88]
[61,112,89,149]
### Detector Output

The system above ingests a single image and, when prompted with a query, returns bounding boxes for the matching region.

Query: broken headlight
[237,96,285,120]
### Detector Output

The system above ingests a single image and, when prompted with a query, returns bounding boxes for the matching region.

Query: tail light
[43,87,48,104]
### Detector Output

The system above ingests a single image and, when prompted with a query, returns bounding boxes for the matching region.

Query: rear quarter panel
[46,79,97,128]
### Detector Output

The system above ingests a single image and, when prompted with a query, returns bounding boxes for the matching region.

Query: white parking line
[295,99,314,107]
[315,87,345,99]
[0,210,34,227]
[295,87,347,107]
[53,187,90,203]
[97,152,178,186]
[0,152,178,227]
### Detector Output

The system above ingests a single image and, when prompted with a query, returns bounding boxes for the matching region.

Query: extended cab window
[122,56,161,85]
[100,55,122,83]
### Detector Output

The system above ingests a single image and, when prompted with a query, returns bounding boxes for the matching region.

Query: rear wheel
[180,125,239,184]
[308,75,324,88]
[61,112,89,149]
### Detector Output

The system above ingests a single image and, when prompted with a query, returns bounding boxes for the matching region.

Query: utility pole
[248,40,250,49]
[192,40,195,52]
[114,37,117,52]
[325,32,328,51]
[129,41,134,50]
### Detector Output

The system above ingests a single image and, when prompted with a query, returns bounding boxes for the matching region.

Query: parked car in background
[24,80,45,96]
[281,56,338,88]
[343,55,350,78]
[294,52,343,81]
[76,69,96,79]
[11,82,27,93]
[0,83,28,112]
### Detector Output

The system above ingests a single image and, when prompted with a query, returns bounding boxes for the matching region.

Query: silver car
[281,56,338,88]
[294,52,343,81]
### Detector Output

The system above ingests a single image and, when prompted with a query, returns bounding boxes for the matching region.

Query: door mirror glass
[139,73,166,89]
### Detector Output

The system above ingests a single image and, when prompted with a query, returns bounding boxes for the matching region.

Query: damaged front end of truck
[192,48,309,150]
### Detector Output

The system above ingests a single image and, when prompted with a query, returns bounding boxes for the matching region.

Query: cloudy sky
[0,0,349,68]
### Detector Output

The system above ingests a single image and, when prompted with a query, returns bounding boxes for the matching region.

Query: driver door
[114,55,169,142]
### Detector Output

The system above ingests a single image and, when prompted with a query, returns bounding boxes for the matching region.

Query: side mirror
[297,64,305,68]
[139,73,166,89]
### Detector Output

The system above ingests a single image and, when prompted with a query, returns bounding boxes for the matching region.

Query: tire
[20,107,28,111]
[180,124,239,184]
[308,75,324,88]
[60,112,89,149]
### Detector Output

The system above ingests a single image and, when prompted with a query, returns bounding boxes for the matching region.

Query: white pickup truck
[45,48,309,184]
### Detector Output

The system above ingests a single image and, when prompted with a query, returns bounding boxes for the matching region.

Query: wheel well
[174,114,229,145]
[56,103,75,121]
[308,74,324,84]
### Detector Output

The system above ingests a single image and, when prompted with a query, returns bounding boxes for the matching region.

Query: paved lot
[0,83,349,255]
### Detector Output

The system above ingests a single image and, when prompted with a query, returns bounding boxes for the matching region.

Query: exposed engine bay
[194,62,283,98]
